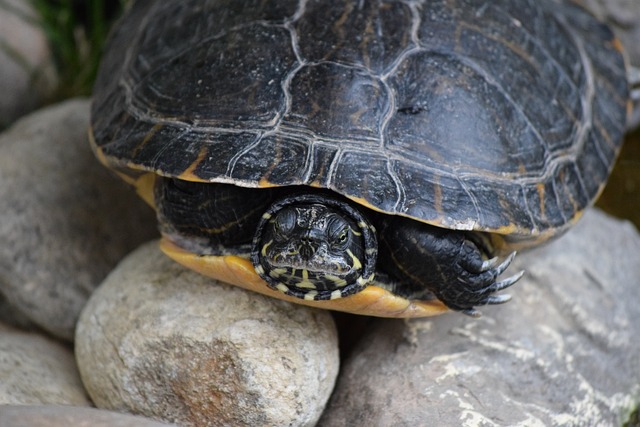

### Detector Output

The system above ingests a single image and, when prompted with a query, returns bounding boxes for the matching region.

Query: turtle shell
[91,0,628,242]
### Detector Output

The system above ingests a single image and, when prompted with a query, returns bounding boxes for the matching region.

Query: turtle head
[251,194,377,300]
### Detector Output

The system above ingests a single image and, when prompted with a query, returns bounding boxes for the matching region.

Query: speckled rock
[0,323,91,405]
[75,240,339,427]
[0,0,56,127]
[0,405,177,427]
[319,209,640,427]
[0,99,158,341]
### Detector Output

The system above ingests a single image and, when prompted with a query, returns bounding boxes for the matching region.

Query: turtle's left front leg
[376,215,523,317]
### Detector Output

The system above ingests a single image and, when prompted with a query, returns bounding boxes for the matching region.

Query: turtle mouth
[268,243,357,274]
[265,266,352,292]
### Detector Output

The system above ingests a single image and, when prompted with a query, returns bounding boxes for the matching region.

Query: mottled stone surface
[0,0,56,127]
[0,99,158,340]
[75,241,339,427]
[0,323,91,406]
[0,405,177,427]
[319,209,640,427]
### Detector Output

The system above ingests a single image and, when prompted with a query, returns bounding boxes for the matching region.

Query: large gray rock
[319,209,640,427]
[75,241,339,427]
[0,323,91,405]
[0,99,158,340]
[0,0,56,127]
[0,405,177,427]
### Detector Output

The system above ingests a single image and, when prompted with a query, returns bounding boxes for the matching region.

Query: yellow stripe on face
[261,240,273,257]
[346,249,362,270]
[357,274,375,286]
[303,291,318,301]
[269,268,287,279]
[324,274,348,287]
[296,280,317,289]
[275,283,290,293]
[330,290,343,300]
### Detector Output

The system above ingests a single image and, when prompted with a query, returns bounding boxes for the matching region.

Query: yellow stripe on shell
[177,144,208,182]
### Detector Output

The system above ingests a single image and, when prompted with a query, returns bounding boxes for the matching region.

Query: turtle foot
[444,251,524,317]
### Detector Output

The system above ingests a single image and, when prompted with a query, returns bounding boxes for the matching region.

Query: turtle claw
[481,293,513,305]
[480,256,499,271]
[492,251,517,276]
[492,269,524,292]
[441,251,523,315]
[461,307,482,318]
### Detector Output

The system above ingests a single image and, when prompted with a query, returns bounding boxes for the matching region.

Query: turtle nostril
[299,244,315,260]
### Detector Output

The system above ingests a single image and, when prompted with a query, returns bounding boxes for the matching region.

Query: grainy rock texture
[75,241,339,427]
[0,99,158,340]
[319,209,640,427]
[0,0,56,127]
[0,405,177,427]
[0,323,91,405]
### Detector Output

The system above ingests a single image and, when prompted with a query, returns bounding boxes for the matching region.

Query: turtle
[90,0,629,318]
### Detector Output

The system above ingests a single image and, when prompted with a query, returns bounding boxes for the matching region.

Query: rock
[577,0,640,130]
[0,405,177,427]
[75,241,339,427]
[0,293,37,331]
[319,209,640,427]
[0,0,57,128]
[0,322,91,405]
[0,99,158,341]
[579,0,640,67]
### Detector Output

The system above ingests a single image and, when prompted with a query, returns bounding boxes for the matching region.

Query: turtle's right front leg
[376,215,523,317]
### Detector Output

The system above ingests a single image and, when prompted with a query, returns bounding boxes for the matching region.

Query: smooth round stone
[0,99,158,340]
[76,241,339,427]
[319,209,640,426]
[0,323,91,405]
[0,0,57,127]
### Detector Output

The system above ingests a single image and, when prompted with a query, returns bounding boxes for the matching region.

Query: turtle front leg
[377,216,523,317]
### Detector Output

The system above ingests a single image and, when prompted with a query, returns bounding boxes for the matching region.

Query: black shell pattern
[91,0,628,237]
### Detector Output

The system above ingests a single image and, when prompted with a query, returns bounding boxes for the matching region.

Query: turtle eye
[273,207,297,239]
[327,215,350,247]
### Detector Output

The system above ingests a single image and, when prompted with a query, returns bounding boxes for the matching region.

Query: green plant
[29,0,126,98]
